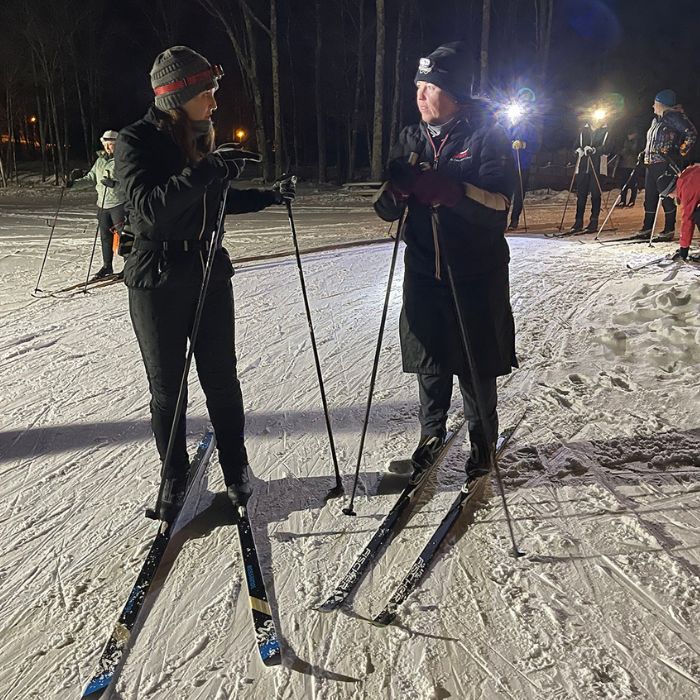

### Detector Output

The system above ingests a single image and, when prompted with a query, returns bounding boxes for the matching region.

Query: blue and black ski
[82,430,216,698]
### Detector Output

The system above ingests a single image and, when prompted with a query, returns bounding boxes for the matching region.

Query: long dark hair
[158,108,215,164]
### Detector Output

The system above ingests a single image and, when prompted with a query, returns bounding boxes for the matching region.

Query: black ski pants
[128,279,247,485]
[97,204,125,269]
[643,162,676,231]
[574,171,601,225]
[417,372,498,453]
[510,167,530,227]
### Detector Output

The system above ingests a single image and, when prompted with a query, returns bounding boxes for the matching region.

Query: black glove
[272,174,296,204]
[101,176,117,188]
[677,246,689,260]
[387,158,421,195]
[210,144,262,180]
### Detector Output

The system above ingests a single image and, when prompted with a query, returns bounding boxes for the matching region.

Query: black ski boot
[227,464,253,511]
[92,265,113,280]
[158,473,188,523]
[410,434,445,479]
[653,212,676,242]
[569,221,584,234]
[465,434,491,481]
[584,219,599,233]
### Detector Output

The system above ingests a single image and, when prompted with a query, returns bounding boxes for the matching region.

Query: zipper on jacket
[424,121,460,281]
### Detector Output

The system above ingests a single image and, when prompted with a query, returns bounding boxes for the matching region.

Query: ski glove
[387,158,422,195]
[575,147,585,157]
[584,146,596,155]
[101,176,117,188]
[208,145,263,180]
[272,174,296,204]
[411,170,463,208]
[512,140,526,150]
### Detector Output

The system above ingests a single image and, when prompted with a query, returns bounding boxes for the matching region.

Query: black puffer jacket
[115,105,279,289]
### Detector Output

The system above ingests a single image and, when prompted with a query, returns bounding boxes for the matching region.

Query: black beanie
[414,42,471,104]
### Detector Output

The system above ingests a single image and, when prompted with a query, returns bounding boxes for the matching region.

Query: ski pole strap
[132,238,211,253]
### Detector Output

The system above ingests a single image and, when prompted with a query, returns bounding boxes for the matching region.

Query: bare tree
[534,0,554,83]
[370,0,385,180]
[314,0,326,182]
[347,0,365,181]
[479,0,491,92]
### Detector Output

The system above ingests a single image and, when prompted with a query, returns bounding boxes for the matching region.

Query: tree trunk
[314,0,326,182]
[347,0,365,181]
[270,0,282,177]
[389,2,407,148]
[370,0,385,180]
[479,0,491,92]
[284,9,299,170]
[535,0,554,83]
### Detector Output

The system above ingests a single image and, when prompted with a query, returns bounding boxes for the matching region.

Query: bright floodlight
[507,103,524,124]
[593,108,607,122]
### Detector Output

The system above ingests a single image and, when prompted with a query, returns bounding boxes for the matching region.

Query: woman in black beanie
[116,46,293,521]
[374,42,517,480]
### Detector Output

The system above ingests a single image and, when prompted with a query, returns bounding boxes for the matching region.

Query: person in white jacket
[68,130,126,278]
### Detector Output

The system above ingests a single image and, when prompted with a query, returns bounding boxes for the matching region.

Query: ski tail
[235,509,282,666]
[81,430,216,698]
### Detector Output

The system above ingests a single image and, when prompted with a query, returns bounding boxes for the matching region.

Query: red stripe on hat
[154,68,214,96]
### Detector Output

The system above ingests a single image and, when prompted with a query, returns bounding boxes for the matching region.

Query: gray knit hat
[150,46,223,111]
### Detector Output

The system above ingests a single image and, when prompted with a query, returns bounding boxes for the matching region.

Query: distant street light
[234,127,247,143]
[29,116,37,124]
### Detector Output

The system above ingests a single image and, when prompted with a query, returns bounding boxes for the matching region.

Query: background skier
[374,41,517,480]
[617,131,642,207]
[67,130,126,279]
[635,89,697,241]
[570,114,610,233]
[507,108,540,231]
[115,46,294,520]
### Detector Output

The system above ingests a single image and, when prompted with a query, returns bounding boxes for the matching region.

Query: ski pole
[595,164,638,240]
[557,153,580,232]
[647,196,664,248]
[515,148,528,232]
[283,186,343,498]
[33,185,65,296]
[431,209,523,558]
[145,184,230,521]
[82,181,110,293]
[589,164,614,233]
[342,209,406,517]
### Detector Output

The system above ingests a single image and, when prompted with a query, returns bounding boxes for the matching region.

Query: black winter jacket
[115,105,279,289]
[374,116,515,281]
[644,108,697,165]
[574,124,610,175]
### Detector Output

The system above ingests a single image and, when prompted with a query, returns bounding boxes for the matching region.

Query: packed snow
[0,192,699,699]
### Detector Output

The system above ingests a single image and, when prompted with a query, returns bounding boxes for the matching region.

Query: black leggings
[128,279,247,484]
[96,205,125,268]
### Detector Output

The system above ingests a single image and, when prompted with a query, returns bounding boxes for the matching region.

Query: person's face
[182,87,218,121]
[102,141,115,155]
[653,101,667,117]
[416,81,460,124]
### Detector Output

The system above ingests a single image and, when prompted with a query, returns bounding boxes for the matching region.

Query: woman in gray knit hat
[115,46,295,521]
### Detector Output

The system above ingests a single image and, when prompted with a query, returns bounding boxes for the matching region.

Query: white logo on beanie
[418,57,432,74]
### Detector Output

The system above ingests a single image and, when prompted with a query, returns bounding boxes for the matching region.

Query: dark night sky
[10,0,700,163]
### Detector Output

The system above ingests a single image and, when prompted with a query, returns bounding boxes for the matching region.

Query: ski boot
[568,221,584,234]
[227,464,253,512]
[409,434,445,482]
[507,220,519,231]
[92,265,113,280]
[156,473,188,523]
[584,219,599,233]
[465,434,491,481]
[652,230,674,242]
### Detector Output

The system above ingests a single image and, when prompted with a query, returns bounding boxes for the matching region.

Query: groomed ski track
[0,202,699,699]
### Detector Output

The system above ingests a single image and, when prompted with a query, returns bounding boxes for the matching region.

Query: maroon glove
[411,170,463,207]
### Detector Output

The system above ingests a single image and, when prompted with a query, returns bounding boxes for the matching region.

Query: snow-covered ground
[1,196,699,700]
